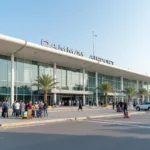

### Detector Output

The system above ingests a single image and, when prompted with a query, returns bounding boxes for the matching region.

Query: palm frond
[97,82,114,94]
[123,87,135,96]
[32,74,58,90]
[137,88,147,96]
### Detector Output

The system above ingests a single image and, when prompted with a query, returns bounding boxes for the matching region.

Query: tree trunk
[106,96,107,105]
[105,93,108,105]
[128,95,130,102]
[141,95,144,103]
[44,89,48,103]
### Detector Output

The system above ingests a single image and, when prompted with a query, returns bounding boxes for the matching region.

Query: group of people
[1,100,48,118]
[112,101,128,117]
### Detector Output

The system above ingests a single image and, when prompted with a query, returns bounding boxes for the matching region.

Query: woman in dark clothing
[123,102,127,117]
[78,101,82,111]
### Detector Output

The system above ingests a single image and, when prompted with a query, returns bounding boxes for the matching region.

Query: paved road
[1,113,150,150]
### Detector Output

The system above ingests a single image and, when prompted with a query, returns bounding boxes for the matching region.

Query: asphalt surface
[1,113,150,150]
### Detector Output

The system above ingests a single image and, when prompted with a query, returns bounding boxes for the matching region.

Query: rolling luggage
[22,111,27,119]
[117,106,121,112]
[36,110,41,117]
[125,111,130,118]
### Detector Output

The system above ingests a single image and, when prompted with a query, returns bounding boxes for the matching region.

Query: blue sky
[1,0,150,74]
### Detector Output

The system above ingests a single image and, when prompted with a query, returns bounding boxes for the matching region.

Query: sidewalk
[0,106,104,113]
[0,108,145,127]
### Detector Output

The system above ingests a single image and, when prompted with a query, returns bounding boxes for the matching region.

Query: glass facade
[123,79,137,90]
[98,74,121,92]
[97,74,122,103]
[0,55,54,103]
[85,71,96,92]
[0,54,149,104]
[0,55,11,102]
[139,81,143,89]
[56,66,82,90]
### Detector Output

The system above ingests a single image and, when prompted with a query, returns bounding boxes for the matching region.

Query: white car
[136,102,150,111]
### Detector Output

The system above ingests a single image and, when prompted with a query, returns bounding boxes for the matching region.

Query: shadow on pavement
[0,131,150,150]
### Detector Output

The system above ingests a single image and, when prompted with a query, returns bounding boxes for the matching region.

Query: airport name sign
[89,55,114,65]
[41,40,83,57]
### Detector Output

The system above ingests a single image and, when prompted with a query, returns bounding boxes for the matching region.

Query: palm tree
[33,74,58,103]
[137,88,148,103]
[97,82,113,105]
[123,87,135,102]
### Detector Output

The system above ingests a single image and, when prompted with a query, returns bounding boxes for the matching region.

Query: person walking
[20,101,25,117]
[112,101,115,110]
[15,101,20,117]
[44,102,48,117]
[2,101,4,117]
[123,102,128,118]
[78,100,82,111]
[12,101,16,116]
[2,100,9,118]
[34,102,39,117]
[5,100,9,118]
[39,101,44,118]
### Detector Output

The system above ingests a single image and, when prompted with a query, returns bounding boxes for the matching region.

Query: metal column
[53,63,57,104]
[121,77,124,102]
[11,54,14,105]
[83,68,85,105]
[95,72,98,106]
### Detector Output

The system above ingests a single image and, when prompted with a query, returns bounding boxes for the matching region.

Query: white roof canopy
[0,34,150,82]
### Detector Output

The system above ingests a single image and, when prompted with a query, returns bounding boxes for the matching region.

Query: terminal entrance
[59,95,83,106]
[61,96,72,106]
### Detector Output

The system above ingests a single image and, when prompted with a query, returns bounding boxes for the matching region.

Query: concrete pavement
[0,108,145,127]
[0,113,150,150]
[0,106,105,113]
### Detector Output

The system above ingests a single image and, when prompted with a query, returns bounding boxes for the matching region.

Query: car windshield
[143,102,150,105]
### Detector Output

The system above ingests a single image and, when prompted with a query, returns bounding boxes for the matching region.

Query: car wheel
[148,107,150,111]
[136,107,140,111]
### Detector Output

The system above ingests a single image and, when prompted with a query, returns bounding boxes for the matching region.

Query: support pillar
[83,95,85,106]
[136,80,139,90]
[11,54,14,105]
[137,80,139,103]
[142,81,144,102]
[142,81,144,88]
[95,72,98,106]
[82,68,85,105]
[53,93,56,105]
[121,77,124,102]
[147,82,149,102]
[53,63,57,105]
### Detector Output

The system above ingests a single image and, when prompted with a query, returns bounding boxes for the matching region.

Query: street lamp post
[92,31,97,56]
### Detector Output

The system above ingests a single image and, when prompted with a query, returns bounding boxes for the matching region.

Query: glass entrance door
[86,95,94,106]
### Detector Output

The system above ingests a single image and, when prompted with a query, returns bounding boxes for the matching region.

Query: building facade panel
[0,52,149,105]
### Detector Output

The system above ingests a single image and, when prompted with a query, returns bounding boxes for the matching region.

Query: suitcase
[117,107,121,112]
[125,111,130,118]
[22,111,27,119]
[36,110,41,117]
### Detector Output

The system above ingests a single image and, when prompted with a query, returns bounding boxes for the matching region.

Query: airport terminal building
[0,34,150,105]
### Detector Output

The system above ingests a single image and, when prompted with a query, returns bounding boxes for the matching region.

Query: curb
[0,112,145,128]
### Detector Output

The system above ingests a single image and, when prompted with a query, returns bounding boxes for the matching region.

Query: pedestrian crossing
[80,118,150,129]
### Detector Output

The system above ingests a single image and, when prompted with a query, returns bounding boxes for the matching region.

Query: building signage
[41,40,83,57]
[89,55,114,65]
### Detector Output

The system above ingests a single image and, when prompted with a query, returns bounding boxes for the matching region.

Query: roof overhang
[0,34,150,82]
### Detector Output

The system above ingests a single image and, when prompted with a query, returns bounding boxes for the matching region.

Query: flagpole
[93,31,95,56]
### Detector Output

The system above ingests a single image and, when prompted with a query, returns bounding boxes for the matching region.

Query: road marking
[2,124,45,129]
[83,120,150,129]
[91,119,147,125]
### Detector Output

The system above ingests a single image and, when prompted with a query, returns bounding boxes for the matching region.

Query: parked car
[136,102,150,111]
